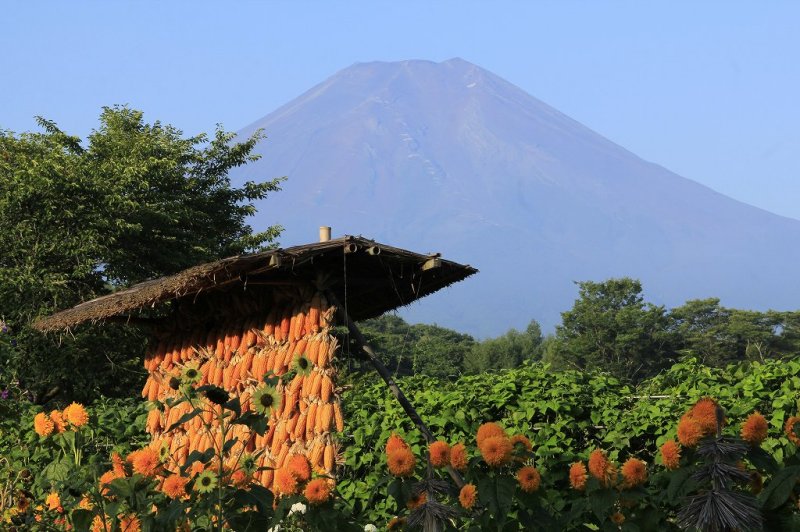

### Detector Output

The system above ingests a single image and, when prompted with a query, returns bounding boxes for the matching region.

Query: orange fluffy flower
[588,449,616,486]
[569,462,588,490]
[63,402,89,428]
[476,422,506,447]
[450,442,468,471]
[91,515,112,532]
[517,466,541,493]
[620,458,647,488]
[129,448,160,477]
[660,440,681,470]
[45,492,61,512]
[49,410,66,433]
[387,447,416,477]
[510,434,533,453]
[287,454,312,482]
[480,435,513,467]
[304,478,332,505]
[99,469,120,496]
[119,514,141,532]
[275,468,298,495]
[34,412,54,437]
[689,397,721,434]
[741,412,768,445]
[386,433,409,455]
[429,441,451,468]
[611,511,625,525]
[459,483,478,509]
[677,415,703,447]
[784,416,800,446]
[161,474,189,499]
[112,452,127,477]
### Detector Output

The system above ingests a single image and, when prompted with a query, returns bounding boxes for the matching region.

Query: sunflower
[660,440,681,470]
[194,470,218,493]
[251,385,282,415]
[78,496,93,510]
[181,361,201,384]
[275,468,298,495]
[428,441,451,469]
[690,397,721,434]
[49,410,66,433]
[620,458,647,488]
[450,442,468,471]
[517,466,541,493]
[119,514,141,532]
[385,433,409,455]
[45,492,61,512]
[510,434,533,455]
[784,415,800,446]
[588,450,616,486]
[387,447,416,477]
[34,412,54,437]
[293,354,313,376]
[304,478,333,505]
[741,412,768,445]
[129,448,160,477]
[91,515,111,532]
[161,474,189,499]
[459,483,478,510]
[99,469,120,496]
[569,462,588,490]
[677,415,703,447]
[479,435,513,467]
[238,453,257,475]
[63,402,89,428]
[286,454,311,482]
[476,422,505,447]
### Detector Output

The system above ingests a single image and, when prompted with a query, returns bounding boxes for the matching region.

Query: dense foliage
[0,107,283,402]
[5,357,798,529]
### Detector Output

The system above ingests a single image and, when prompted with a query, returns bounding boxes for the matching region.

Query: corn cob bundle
[140,292,344,491]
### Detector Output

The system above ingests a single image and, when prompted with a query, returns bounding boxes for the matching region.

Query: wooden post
[324,291,466,489]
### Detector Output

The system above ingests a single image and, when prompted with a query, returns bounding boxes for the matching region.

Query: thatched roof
[34,236,477,332]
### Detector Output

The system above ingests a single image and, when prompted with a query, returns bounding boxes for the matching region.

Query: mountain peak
[234,59,800,336]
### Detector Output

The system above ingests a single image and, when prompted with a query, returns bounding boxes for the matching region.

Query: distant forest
[347,277,800,383]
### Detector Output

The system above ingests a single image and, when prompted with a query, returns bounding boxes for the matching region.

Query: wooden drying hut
[35,233,477,491]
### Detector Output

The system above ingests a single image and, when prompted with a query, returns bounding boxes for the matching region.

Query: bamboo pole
[324,291,466,489]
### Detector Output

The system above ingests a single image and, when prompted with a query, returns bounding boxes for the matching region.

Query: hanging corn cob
[141,291,343,493]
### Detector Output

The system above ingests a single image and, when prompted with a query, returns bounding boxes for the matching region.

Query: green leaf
[759,465,800,510]
[666,467,696,504]
[71,509,93,532]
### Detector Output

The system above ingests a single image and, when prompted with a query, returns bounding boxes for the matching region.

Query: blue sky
[2,1,798,220]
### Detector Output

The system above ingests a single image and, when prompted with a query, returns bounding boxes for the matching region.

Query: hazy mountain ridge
[233,58,800,336]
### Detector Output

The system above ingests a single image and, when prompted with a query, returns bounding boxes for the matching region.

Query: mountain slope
[233,58,800,336]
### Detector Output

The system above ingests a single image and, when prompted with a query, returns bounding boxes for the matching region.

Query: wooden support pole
[325,291,466,489]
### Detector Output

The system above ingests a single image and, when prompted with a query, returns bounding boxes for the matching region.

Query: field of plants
[2,357,799,531]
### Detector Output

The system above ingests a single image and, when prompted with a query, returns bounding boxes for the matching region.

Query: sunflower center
[298,358,309,370]
[260,395,274,407]
[186,369,198,378]
[201,477,211,486]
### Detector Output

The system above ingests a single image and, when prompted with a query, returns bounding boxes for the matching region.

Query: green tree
[463,320,543,374]
[0,107,283,402]
[544,278,677,382]
[354,315,475,378]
